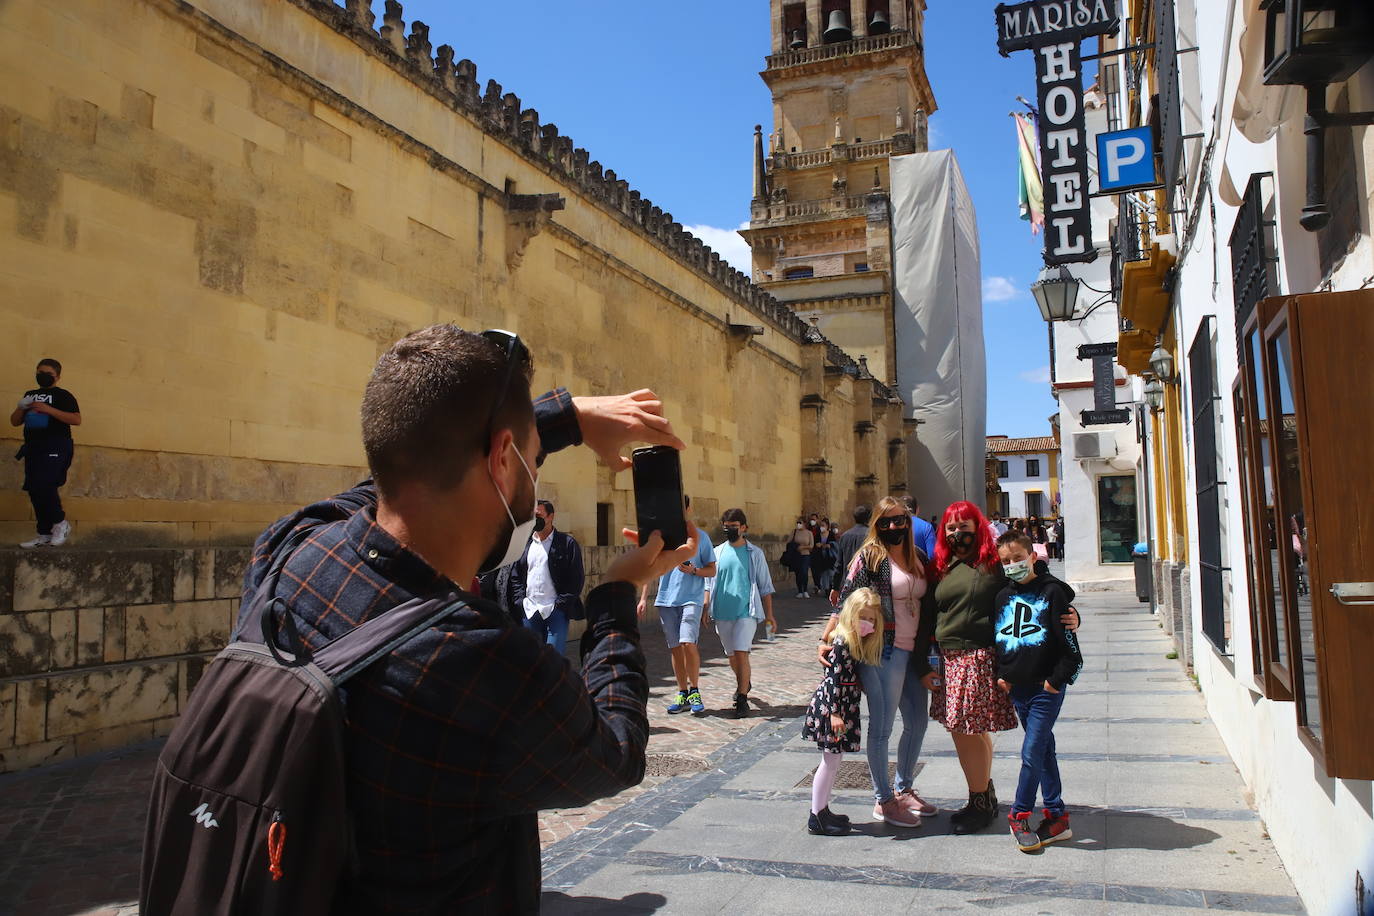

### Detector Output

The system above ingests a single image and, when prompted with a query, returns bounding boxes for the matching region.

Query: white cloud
[1020,365,1052,384]
[982,275,1021,303]
[684,221,753,274]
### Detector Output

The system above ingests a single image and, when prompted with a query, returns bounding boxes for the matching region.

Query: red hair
[933,500,999,578]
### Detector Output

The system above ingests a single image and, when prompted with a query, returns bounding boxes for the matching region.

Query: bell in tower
[823,10,852,43]
[789,29,805,50]
[868,8,891,35]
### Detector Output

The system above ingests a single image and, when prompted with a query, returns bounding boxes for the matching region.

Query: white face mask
[796,523,804,530]
[481,442,538,573]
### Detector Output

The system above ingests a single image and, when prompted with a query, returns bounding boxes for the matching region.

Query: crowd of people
[990,513,1064,560]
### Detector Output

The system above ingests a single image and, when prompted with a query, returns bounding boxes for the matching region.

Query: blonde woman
[818,496,938,828]
[802,588,884,836]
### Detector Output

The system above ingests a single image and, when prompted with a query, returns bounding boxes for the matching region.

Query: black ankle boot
[953,781,998,835]
[949,789,978,829]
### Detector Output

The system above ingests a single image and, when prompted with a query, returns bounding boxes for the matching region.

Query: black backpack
[140,536,465,916]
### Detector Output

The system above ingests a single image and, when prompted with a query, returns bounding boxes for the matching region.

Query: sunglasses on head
[480,329,542,465]
[874,515,909,530]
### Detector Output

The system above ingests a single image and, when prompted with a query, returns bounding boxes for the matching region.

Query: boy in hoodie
[993,530,1083,853]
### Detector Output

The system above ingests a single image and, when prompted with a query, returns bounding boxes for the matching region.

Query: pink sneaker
[872,797,921,828]
[896,788,937,816]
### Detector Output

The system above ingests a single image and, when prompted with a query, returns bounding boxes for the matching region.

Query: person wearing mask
[509,499,584,655]
[11,358,81,548]
[789,516,815,598]
[818,496,938,828]
[233,325,694,911]
[929,501,1080,835]
[830,505,872,606]
[811,519,836,596]
[704,509,776,719]
[638,494,717,715]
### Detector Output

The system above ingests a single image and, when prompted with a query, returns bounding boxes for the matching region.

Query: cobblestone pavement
[0,590,838,916]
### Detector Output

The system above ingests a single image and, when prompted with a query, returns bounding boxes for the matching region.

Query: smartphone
[632,446,688,550]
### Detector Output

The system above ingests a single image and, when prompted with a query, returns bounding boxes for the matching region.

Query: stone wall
[0,546,247,771]
[0,0,908,549]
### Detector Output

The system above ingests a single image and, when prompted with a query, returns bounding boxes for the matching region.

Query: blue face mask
[1003,559,1032,583]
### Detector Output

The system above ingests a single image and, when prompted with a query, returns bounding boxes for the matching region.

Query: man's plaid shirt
[237,389,648,914]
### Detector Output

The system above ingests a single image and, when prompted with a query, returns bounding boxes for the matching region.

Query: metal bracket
[1331,582,1374,606]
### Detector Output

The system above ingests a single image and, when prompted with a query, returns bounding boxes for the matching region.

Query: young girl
[802,588,884,836]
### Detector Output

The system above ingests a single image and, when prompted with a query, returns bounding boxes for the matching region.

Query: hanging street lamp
[1031,264,1081,322]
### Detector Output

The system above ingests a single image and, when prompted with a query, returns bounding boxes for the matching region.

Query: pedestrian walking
[811,525,835,595]
[789,517,814,598]
[638,494,717,715]
[802,587,883,836]
[819,496,938,828]
[703,509,776,719]
[830,505,871,604]
[993,530,1082,852]
[11,358,80,548]
[1045,517,1061,560]
[509,499,584,655]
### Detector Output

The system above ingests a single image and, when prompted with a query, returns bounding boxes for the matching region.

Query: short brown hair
[996,530,1034,552]
[361,325,534,497]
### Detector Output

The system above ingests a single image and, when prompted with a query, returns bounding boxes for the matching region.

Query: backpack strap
[312,593,468,686]
[234,524,318,646]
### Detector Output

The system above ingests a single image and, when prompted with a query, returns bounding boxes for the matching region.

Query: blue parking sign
[1096,127,1158,193]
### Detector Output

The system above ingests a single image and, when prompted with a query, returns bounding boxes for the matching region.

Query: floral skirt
[929,647,1018,735]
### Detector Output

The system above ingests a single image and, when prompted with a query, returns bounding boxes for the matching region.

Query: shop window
[1026,459,1040,477]
[996,492,1010,517]
[997,460,1009,479]
[1026,491,1044,519]
[1096,475,1137,564]
[784,266,814,279]
[1232,380,1266,684]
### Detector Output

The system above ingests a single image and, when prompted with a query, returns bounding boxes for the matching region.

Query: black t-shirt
[21,386,79,444]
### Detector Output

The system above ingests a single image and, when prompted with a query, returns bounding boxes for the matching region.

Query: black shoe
[952,781,998,835]
[733,692,750,719]
[948,791,977,830]
[829,809,852,828]
[807,807,849,836]
[1035,808,1073,846]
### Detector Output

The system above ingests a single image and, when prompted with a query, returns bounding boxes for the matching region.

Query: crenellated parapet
[290,0,811,341]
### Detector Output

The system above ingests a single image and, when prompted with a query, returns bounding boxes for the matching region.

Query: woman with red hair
[929,500,1019,834]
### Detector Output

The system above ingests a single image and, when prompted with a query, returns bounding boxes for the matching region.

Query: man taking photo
[235,324,693,913]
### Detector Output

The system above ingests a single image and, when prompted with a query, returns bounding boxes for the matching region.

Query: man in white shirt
[513,499,585,654]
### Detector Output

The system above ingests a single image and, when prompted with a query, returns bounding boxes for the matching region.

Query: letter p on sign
[1095,126,1157,193]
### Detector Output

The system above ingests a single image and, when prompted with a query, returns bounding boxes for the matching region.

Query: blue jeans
[793,554,811,593]
[858,645,930,803]
[1009,684,1067,815]
[523,609,569,655]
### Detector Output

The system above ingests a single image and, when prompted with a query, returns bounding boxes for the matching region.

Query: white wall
[995,452,1052,518]
[1169,1,1374,912]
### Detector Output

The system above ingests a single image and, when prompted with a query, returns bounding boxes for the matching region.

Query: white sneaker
[795,591,806,599]
[19,534,51,549]
[49,520,71,546]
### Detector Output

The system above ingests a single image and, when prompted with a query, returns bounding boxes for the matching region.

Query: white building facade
[987,436,1058,520]
[1093,3,1374,913]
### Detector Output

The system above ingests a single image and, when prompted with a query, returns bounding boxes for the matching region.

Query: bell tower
[741,0,936,385]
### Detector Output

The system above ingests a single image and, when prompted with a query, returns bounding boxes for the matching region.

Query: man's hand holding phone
[605,528,699,589]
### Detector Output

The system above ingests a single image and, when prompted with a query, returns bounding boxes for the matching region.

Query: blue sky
[390,1,1057,438]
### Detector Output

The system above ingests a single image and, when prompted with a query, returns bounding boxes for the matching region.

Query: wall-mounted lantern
[1149,337,1176,383]
[1144,377,1165,412]
[1259,0,1374,230]
[1031,264,1081,322]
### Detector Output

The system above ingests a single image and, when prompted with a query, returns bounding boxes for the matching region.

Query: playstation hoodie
[993,568,1083,690]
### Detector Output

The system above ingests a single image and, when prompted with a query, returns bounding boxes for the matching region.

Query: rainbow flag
[1014,112,1044,235]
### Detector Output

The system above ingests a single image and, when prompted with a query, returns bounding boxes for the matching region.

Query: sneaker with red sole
[895,787,937,816]
[1008,811,1042,852]
[1035,808,1073,846]
[872,798,921,828]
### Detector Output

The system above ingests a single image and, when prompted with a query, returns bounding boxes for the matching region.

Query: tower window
[854,263,869,272]
[783,3,807,49]
[785,266,815,279]
[821,0,851,42]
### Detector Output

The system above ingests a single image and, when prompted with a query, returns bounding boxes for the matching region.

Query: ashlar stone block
[44,663,178,739]
[124,599,231,660]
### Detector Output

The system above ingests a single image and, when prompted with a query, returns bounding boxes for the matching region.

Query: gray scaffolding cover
[890,149,987,516]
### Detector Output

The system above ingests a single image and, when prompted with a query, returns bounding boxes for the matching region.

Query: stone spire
[752,124,769,202]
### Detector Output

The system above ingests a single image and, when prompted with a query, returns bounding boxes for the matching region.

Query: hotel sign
[994,1,1119,266]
